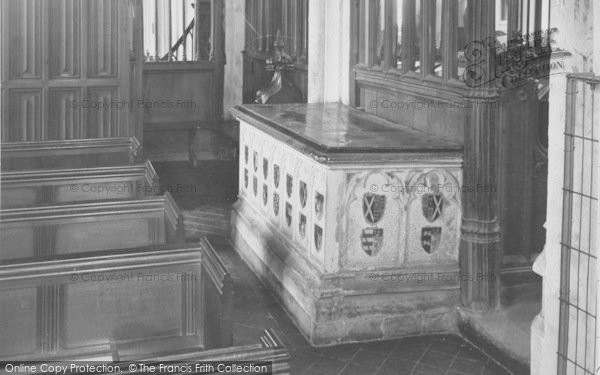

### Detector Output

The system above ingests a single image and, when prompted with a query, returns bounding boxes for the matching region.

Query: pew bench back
[0,193,184,261]
[1,137,141,171]
[0,161,159,208]
[0,239,232,360]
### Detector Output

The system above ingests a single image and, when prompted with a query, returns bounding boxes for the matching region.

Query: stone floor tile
[339,363,377,375]
[449,357,486,374]
[412,363,446,374]
[306,356,348,374]
[319,344,361,361]
[419,349,456,370]
[349,348,390,369]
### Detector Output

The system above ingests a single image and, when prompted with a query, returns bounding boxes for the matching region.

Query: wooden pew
[114,329,291,374]
[0,239,233,360]
[0,160,159,209]
[0,137,141,172]
[0,193,185,261]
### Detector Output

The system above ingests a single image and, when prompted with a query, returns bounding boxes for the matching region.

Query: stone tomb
[230,103,463,345]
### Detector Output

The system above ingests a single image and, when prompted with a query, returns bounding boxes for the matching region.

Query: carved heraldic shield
[361,227,384,256]
[421,227,442,254]
[422,193,443,222]
[363,193,386,224]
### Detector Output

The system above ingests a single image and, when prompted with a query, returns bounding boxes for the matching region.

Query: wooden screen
[0,0,143,142]
[243,0,308,103]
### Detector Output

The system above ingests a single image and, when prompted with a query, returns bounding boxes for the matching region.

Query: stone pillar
[306,0,350,104]
[460,0,501,310]
[530,1,598,373]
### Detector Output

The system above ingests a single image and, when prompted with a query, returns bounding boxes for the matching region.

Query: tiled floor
[204,237,512,375]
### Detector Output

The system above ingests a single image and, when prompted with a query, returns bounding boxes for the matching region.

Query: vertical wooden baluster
[546,0,550,47]
[168,0,173,59]
[257,0,264,50]
[291,0,299,59]
[421,0,436,76]
[182,0,187,60]
[442,0,458,81]
[282,0,288,55]
[525,0,530,45]
[507,0,521,43]
[533,0,542,48]
[384,0,394,70]
[154,0,159,60]
[265,0,271,51]
[401,0,415,73]
[301,0,308,60]
[194,0,201,59]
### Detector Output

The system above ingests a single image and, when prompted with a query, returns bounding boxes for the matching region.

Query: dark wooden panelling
[142,63,220,161]
[0,242,233,360]
[358,85,465,143]
[48,88,82,140]
[86,87,120,138]
[6,89,43,141]
[62,269,184,348]
[87,0,119,78]
[0,288,37,357]
[1,0,142,142]
[48,0,81,78]
[7,0,42,80]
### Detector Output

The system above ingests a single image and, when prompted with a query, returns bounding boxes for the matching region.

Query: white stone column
[223,0,246,119]
[530,1,597,374]
[307,0,351,104]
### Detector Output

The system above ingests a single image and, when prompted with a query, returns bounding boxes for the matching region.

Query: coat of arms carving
[363,193,386,224]
[314,225,323,251]
[285,203,292,226]
[286,174,293,198]
[273,165,280,188]
[361,227,383,256]
[273,193,280,216]
[244,146,249,164]
[299,181,307,208]
[263,158,269,179]
[422,193,444,222]
[253,151,258,172]
[253,176,258,196]
[314,192,324,220]
[299,214,307,238]
[263,184,268,205]
[244,169,248,189]
[421,227,441,254]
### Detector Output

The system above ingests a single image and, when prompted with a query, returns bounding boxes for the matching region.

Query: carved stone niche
[254,31,303,104]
